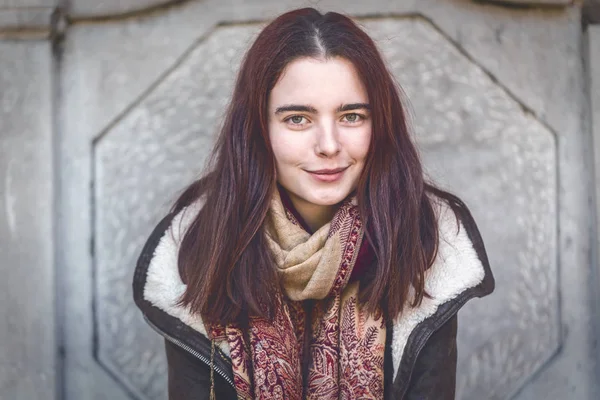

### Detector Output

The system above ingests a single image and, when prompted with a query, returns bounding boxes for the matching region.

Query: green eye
[344,113,363,123]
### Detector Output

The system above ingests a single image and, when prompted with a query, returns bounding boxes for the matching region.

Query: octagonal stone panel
[94,17,558,400]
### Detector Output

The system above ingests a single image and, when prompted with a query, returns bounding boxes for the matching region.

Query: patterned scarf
[210,188,386,399]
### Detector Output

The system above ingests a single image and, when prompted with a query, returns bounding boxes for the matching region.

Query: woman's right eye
[288,115,306,125]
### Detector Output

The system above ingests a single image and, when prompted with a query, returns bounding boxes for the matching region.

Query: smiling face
[268,56,372,230]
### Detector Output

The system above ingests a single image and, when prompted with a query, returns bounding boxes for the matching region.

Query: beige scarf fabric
[211,189,386,399]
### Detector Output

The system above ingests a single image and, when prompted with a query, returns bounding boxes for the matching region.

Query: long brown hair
[174,8,460,325]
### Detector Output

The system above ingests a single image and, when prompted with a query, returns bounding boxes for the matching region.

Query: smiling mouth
[306,166,349,174]
[304,166,349,183]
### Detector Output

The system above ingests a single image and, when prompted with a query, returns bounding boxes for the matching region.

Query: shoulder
[132,198,215,339]
[133,200,204,308]
[427,193,494,301]
[389,192,495,383]
[393,191,494,324]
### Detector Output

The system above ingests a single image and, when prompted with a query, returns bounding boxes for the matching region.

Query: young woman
[133,7,494,400]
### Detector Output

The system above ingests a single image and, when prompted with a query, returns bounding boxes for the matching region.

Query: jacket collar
[135,196,494,382]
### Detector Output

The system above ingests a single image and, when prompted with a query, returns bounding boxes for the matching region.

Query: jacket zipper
[143,315,236,389]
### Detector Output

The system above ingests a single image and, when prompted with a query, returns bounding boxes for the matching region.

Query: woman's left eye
[342,113,363,123]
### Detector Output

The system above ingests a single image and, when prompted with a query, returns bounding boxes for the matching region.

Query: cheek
[346,127,372,161]
[269,129,298,166]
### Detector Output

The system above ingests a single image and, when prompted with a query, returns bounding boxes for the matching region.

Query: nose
[315,121,341,157]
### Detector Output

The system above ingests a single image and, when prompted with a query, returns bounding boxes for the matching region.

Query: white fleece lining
[143,200,485,376]
[390,203,484,379]
[143,200,232,356]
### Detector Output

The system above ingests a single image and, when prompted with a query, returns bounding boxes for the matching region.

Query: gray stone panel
[61,1,219,157]
[508,10,599,400]
[590,24,600,388]
[69,0,180,18]
[0,40,55,400]
[0,0,54,6]
[0,8,55,35]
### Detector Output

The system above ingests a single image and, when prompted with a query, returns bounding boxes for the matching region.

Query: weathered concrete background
[0,0,54,6]
[590,23,600,400]
[0,41,55,400]
[2,0,600,399]
[68,0,183,19]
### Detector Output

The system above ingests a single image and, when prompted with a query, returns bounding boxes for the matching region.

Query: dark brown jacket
[133,199,494,399]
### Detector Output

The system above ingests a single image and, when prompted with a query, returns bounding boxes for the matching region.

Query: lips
[307,166,349,174]
[305,166,349,183]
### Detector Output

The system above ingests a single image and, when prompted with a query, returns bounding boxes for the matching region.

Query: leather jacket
[133,199,494,399]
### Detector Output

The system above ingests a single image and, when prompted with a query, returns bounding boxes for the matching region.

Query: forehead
[269,57,368,110]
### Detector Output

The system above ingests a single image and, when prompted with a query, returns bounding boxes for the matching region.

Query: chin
[304,186,354,206]
[279,174,358,207]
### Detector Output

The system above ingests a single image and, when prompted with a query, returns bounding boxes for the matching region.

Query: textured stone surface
[69,0,181,18]
[61,1,219,157]
[0,8,55,35]
[590,24,600,388]
[0,41,55,400]
[508,9,598,400]
[0,0,54,6]
[93,18,557,400]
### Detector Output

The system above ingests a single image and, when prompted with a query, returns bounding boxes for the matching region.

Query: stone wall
[0,34,55,400]
[1,1,599,399]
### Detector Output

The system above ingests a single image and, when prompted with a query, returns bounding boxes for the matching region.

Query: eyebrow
[338,103,371,112]
[274,103,371,114]
[275,104,318,114]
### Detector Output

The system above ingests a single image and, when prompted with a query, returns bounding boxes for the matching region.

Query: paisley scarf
[210,188,386,399]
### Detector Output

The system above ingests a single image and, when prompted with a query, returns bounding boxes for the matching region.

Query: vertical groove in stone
[51,19,65,400]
